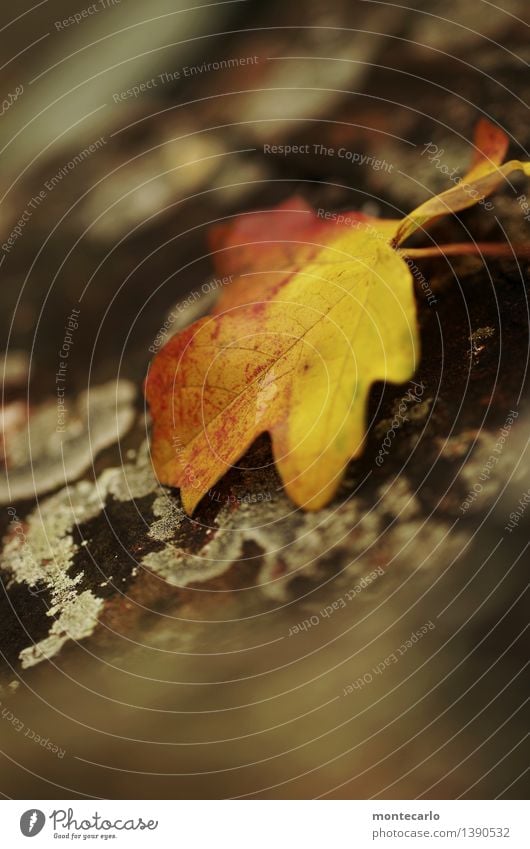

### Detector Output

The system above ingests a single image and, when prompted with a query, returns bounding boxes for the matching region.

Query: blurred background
[0,0,529,799]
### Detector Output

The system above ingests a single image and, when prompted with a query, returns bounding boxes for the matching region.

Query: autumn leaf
[146,120,530,514]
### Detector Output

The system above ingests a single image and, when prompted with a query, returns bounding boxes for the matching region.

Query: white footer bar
[2,799,526,848]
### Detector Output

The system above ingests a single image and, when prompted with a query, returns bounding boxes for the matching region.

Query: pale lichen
[1,380,137,504]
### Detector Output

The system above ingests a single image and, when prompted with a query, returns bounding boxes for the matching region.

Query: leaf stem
[400,242,530,259]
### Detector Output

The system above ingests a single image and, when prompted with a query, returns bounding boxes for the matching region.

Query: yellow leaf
[146,227,417,513]
[146,119,530,514]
